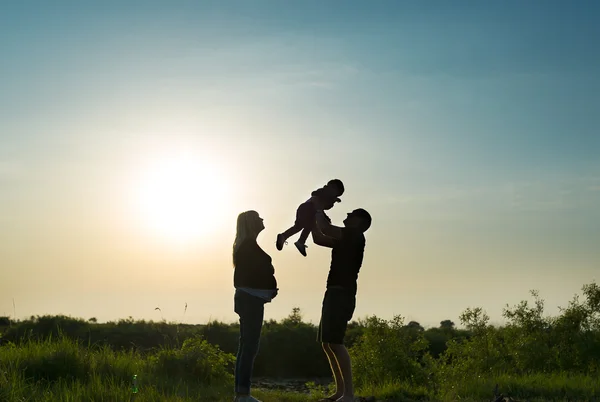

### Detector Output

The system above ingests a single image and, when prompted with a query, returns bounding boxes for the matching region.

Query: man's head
[343,208,371,232]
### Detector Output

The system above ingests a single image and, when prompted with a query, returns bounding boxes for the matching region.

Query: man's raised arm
[311,226,336,248]
[315,210,344,240]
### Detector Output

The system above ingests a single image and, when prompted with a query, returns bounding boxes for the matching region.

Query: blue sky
[1,1,599,326]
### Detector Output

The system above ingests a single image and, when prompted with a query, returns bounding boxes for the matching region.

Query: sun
[135,155,231,243]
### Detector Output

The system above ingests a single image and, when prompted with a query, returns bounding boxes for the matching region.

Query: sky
[1,0,599,328]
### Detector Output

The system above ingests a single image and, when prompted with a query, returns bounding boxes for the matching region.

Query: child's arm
[315,210,344,240]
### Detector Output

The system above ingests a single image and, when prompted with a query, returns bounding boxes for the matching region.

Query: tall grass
[0,334,234,402]
[3,335,599,401]
[355,373,600,402]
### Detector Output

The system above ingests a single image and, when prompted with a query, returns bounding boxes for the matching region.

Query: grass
[1,336,599,401]
[436,371,600,402]
[354,373,600,401]
[1,372,599,401]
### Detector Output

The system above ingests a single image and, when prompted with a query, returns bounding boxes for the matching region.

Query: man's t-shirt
[326,227,365,294]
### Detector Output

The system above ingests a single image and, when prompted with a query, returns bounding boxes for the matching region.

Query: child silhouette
[276,179,344,256]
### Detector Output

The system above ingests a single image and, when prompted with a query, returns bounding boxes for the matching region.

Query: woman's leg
[234,291,265,396]
[234,312,245,394]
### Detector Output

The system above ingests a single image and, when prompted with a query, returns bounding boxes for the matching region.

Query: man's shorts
[317,287,356,344]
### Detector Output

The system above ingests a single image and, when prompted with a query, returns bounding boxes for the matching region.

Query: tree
[406,321,424,331]
[282,307,303,326]
[440,320,455,330]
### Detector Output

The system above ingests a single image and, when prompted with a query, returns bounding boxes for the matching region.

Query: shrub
[350,315,429,388]
[150,335,234,385]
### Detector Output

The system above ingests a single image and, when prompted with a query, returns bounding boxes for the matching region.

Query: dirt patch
[254,379,383,401]
[254,377,332,394]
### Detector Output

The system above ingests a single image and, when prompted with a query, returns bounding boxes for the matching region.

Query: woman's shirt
[233,239,278,297]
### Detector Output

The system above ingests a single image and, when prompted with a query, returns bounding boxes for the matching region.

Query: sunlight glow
[135,154,232,243]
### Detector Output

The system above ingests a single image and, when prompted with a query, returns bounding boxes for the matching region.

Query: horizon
[1,1,599,329]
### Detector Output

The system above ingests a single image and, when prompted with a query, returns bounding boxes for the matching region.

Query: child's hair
[311,187,330,199]
[311,179,345,199]
[327,179,344,196]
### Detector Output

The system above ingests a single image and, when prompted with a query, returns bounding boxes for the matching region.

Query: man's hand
[311,225,336,248]
[315,210,343,240]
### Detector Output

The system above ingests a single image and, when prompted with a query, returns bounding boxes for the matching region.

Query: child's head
[326,179,344,197]
[321,197,336,210]
[311,179,345,208]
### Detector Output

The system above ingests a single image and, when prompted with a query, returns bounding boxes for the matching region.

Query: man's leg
[328,343,354,401]
[319,288,356,401]
[321,342,344,400]
[318,288,357,401]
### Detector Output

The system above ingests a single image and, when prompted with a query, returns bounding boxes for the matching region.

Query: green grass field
[1,335,599,401]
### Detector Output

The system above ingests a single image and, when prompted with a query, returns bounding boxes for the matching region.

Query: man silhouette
[312,206,372,402]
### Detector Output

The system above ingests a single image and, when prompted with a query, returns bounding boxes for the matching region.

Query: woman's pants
[234,289,266,394]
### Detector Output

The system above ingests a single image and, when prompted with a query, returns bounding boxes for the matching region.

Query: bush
[431,283,600,400]
[350,315,429,388]
[150,336,234,385]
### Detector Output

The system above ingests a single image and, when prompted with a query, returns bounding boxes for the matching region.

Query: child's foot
[276,234,287,251]
[294,241,307,257]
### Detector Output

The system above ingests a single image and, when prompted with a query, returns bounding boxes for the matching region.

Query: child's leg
[277,223,302,251]
[297,227,311,245]
[279,202,314,253]
[281,223,303,240]
[294,217,314,257]
[294,232,309,256]
[281,202,313,240]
